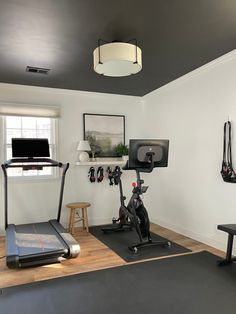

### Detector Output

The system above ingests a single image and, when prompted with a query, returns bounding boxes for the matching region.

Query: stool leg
[84,207,89,233]
[71,208,76,235]
[81,208,85,230]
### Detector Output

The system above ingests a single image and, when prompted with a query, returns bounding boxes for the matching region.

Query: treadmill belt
[15,222,67,256]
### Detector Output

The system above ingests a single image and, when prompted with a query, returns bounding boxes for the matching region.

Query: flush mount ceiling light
[93,39,142,77]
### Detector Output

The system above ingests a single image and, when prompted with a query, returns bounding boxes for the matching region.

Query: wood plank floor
[0,224,225,288]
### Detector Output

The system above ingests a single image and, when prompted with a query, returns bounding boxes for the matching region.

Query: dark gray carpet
[1,252,236,314]
[89,224,190,262]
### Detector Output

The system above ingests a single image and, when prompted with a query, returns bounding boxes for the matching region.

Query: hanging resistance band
[221,121,236,183]
[97,166,104,182]
[88,167,96,183]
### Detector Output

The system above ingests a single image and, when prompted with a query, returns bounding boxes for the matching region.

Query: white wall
[1,50,236,254]
[0,83,145,233]
[143,50,236,252]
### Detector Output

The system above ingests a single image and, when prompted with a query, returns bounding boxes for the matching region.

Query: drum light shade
[93,42,142,77]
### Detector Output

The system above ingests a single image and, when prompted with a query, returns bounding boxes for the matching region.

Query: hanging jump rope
[221,120,236,183]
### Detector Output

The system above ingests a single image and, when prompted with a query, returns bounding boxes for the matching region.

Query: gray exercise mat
[89,224,190,262]
[1,252,236,314]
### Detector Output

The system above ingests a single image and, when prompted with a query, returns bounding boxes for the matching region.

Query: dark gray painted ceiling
[0,0,236,96]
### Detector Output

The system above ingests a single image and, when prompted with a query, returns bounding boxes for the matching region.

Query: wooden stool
[66,202,90,234]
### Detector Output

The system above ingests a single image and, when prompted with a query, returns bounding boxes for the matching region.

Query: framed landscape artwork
[83,113,125,157]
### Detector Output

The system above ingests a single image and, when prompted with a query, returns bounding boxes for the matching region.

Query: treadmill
[1,138,80,269]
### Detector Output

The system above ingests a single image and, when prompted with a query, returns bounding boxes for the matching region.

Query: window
[3,115,57,178]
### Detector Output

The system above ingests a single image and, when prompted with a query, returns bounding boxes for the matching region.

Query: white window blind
[0,103,60,118]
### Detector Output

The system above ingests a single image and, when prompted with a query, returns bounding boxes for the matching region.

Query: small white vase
[122,155,129,162]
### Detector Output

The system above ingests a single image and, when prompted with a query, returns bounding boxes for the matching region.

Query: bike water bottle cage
[97,166,104,182]
[88,167,96,183]
[221,121,236,183]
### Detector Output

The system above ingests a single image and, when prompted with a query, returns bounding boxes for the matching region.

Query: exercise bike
[102,139,171,253]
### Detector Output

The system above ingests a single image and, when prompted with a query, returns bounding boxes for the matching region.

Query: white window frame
[2,115,58,181]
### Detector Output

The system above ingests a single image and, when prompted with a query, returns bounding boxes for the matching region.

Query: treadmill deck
[14,221,68,256]
[6,220,80,268]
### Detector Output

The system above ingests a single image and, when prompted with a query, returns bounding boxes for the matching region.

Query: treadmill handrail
[3,158,62,168]
[1,159,70,229]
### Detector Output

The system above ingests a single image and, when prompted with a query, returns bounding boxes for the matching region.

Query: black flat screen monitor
[128,139,169,168]
[12,138,50,158]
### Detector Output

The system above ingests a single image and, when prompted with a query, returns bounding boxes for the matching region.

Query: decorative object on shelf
[83,113,125,158]
[114,143,129,161]
[93,39,142,77]
[122,155,129,162]
[77,140,91,162]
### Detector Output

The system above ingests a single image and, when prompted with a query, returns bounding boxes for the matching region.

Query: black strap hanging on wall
[88,167,96,183]
[221,121,236,183]
[97,167,104,182]
[106,167,114,185]
[113,166,121,185]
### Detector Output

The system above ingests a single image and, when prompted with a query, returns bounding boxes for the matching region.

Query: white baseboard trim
[150,216,230,252]
[63,214,236,255]
[89,217,112,226]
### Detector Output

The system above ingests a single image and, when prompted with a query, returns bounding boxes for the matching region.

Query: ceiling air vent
[26,66,50,75]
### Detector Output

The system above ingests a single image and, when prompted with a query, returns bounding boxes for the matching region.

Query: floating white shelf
[76,158,127,166]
